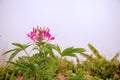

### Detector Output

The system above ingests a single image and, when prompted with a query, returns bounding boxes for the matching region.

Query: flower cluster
[27,26,55,42]
[56,73,66,80]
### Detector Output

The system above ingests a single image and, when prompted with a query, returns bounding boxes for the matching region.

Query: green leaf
[55,45,61,54]
[2,48,19,55]
[36,42,45,46]
[8,49,21,61]
[17,56,29,63]
[46,43,56,48]
[47,44,62,55]
[12,43,31,49]
[32,47,38,51]
[7,61,27,70]
[111,53,119,62]
[79,52,93,60]
[43,47,50,56]
[48,48,55,58]
[61,47,76,57]
[3,43,31,62]
[72,48,86,53]
[88,43,102,58]
[66,53,76,57]
[61,47,75,57]
[27,63,36,71]
[43,43,57,58]
[12,43,24,49]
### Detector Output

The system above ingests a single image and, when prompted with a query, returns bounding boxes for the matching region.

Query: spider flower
[27,26,55,42]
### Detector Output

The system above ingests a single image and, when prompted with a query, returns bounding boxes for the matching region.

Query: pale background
[0,0,120,62]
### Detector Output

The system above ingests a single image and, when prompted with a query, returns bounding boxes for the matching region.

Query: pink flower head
[113,73,119,79]
[85,71,91,76]
[17,75,24,80]
[56,73,67,80]
[27,26,55,42]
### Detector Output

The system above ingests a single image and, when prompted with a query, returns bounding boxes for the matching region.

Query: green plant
[2,26,85,80]
[1,26,120,80]
[76,43,120,79]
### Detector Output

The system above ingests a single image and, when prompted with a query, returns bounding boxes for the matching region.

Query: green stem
[24,50,30,56]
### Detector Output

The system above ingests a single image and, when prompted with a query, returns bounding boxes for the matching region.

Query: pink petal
[27,34,30,37]
[46,27,50,32]
[47,32,51,38]
[38,32,42,37]
[43,31,47,37]
[50,37,55,40]
[30,32,34,36]
[34,37,39,41]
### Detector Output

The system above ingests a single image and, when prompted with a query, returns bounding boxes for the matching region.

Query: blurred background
[0,0,120,62]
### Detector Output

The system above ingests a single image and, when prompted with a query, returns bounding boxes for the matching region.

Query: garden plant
[0,26,120,80]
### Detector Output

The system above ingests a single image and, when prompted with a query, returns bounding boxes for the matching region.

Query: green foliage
[111,53,119,62]
[60,47,86,57]
[88,43,102,58]
[3,43,31,61]
[75,44,120,79]
[0,66,5,79]
[1,55,57,80]
[1,42,120,80]
[0,65,18,80]
[61,47,76,57]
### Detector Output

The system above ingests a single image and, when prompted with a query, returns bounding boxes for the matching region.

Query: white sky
[0,0,120,60]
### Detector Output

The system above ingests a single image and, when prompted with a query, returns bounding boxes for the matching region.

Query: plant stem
[24,50,30,56]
